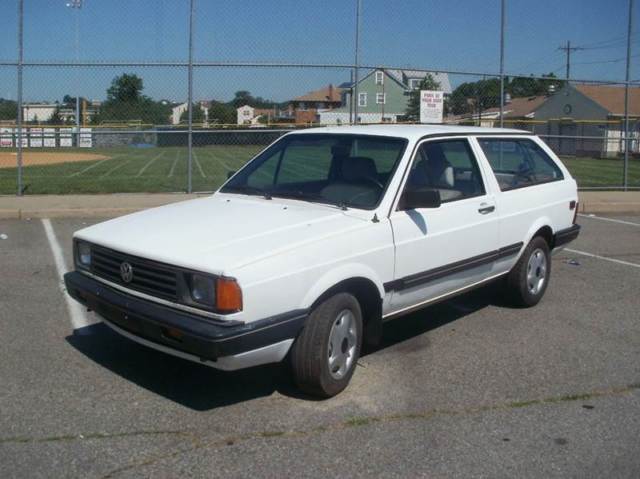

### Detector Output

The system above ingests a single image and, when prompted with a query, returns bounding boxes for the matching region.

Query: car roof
[287,124,528,141]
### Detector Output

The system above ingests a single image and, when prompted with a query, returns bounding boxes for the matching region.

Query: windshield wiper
[270,190,348,210]
[222,185,272,200]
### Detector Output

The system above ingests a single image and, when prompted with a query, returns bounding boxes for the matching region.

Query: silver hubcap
[327,309,357,380]
[527,248,547,295]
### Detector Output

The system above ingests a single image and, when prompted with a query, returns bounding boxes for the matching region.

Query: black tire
[505,236,551,307]
[290,292,363,398]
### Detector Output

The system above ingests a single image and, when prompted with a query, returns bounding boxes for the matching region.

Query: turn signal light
[216,277,243,313]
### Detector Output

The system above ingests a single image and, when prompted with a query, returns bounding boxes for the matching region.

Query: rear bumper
[64,271,307,370]
[554,224,581,248]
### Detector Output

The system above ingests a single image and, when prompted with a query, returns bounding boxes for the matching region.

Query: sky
[0,0,638,103]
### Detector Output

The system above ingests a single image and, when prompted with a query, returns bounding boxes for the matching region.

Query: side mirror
[227,170,237,179]
[400,189,441,210]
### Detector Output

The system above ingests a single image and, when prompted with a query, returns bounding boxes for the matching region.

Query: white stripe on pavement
[578,214,640,227]
[565,248,640,269]
[41,219,94,330]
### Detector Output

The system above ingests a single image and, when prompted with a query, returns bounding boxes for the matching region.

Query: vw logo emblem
[120,262,134,283]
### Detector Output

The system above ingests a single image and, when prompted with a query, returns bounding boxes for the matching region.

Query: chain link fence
[0,0,638,195]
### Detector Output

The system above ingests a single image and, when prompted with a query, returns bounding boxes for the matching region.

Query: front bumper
[64,271,307,368]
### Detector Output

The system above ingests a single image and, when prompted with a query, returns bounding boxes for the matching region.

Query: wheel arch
[301,267,385,345]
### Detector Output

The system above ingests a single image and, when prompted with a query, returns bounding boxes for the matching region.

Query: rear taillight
[570,200,578,224]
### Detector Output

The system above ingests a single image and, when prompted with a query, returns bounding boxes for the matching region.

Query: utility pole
[623,0,635,190]
[66,0,82,146]
[558,40,584,80]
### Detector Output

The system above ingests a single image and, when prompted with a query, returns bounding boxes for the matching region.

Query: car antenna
[372,213,380,223]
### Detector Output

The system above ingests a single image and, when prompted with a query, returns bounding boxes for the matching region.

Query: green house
[319,69,451,124]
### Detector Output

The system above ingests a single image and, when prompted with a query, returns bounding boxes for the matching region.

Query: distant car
[65,125,580,397]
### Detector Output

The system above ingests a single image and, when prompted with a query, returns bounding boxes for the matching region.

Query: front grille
[90,245,179,301]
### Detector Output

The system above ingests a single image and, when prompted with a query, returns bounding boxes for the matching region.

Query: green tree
[179,103,206,124]
[208,101,236,125]
[48,106,63,125]
[405,74,442,121]
[106,73,144,103]
[94,73,171,125]
[0,98,17,121]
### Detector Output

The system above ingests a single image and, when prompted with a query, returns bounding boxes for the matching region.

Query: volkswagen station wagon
[65,125,580,397]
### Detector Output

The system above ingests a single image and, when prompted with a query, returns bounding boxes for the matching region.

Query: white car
[65,125,580,397]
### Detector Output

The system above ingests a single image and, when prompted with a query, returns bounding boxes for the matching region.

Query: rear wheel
[290,292,362,398]
[505,236,551,307]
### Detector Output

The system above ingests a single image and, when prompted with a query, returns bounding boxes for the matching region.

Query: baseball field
[0,146,638,194]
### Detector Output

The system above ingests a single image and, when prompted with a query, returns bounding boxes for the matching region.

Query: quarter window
[405,139,486,203]
[478,138,564,191]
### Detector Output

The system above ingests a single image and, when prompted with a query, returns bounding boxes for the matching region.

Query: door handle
[478,204,495,214]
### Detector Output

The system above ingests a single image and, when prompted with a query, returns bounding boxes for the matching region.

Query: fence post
[623,0,634,191]
[499,0,505,129]
[352,0,361,125]
[187,0,195,193]
[16,0,24,196]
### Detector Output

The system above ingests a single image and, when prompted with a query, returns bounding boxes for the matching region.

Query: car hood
[75,193,371,274]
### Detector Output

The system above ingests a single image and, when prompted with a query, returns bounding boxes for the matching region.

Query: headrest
[342,156,377,182]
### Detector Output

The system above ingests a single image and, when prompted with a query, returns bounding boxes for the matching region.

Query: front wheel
[290,292,362,398]
[505,236,551,307]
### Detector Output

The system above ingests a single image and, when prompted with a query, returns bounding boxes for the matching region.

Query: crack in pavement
[97,381,640,478]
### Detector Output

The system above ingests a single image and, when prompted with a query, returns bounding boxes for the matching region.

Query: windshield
[220,133,408,209]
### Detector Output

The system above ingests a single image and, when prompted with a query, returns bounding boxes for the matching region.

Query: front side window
[404,139,486,203]
[222,134,408,209]
[477,138,564,191]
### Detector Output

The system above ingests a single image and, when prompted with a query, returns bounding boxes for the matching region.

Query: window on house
[409,79,421,90]
[376,93,386,105]
[358,93,367,107]
[375,71,384,85]
[299,102,307,111]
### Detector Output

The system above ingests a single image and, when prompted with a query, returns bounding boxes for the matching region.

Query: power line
[558,40,585,79]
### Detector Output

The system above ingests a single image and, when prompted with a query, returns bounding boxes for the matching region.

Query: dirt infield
[0,151,108,169]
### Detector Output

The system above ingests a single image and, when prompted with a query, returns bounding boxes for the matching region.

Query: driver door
[388,137,500,314]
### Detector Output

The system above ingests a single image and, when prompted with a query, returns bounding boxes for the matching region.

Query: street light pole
[66,0,82,146]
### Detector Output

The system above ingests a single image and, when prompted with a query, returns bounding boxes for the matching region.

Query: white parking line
[565,248,640,269]
[578,214,640,227]
[41,219,94,330]
[136,150,165,177]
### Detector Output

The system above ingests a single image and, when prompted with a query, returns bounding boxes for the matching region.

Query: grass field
[0,145,638,194]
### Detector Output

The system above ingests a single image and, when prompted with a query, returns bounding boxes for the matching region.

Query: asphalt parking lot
[1,213,639,478]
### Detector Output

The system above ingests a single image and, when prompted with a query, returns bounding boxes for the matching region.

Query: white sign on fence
[419,90,444,124]
[43,128,56,147]
[79,127,92,148]
[29,127,43,148]
[59,128,73,147]
[0,128,12,147]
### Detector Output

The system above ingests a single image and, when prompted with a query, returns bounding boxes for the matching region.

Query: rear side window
[478,138,564,191]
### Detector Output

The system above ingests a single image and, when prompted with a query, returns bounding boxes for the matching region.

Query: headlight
[183,273,242,313]
[188,274,216,306]
[76,241,91,269]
